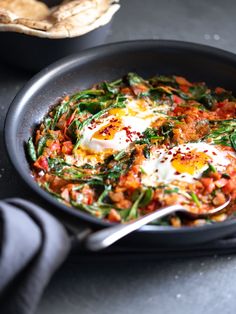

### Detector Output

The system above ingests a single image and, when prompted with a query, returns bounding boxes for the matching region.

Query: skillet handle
[85,204,184,251]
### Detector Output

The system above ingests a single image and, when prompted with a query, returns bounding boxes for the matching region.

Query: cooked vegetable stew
[28,73,236,226]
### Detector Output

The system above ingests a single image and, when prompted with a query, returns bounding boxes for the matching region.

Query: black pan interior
[5,40,236,247]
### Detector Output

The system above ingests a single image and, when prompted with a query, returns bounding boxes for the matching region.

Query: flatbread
[50,2,119,37]
[0,0,120,38]
[0,0,49,20]
[15,18,52,31]
[0,8,17,23]
[51,0,95,22]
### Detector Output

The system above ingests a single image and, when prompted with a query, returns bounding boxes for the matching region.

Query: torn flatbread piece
[0,0,49,20]
[15,18,52,31]
[0,0,120,38]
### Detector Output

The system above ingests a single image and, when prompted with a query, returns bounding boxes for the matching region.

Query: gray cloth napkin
[0,198,71,314]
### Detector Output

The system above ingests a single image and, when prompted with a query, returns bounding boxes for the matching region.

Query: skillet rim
[4,39,236,235]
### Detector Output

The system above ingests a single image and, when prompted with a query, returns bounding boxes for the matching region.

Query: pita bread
[51,0,95,22]
[0,0,49,20]
[0,8,17,23]
[15,18,52,31]
[52,3,119,38]
[0,0,120,38]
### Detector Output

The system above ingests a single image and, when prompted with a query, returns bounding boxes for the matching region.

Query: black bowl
[5,40,236,248]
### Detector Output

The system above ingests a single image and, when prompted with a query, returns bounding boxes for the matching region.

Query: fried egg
[79,98,170,153]
[141,143,232,186]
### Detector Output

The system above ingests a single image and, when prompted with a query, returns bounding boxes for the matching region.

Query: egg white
[79,98,168,153]
[79,115,150,152]
[141,143,232,186]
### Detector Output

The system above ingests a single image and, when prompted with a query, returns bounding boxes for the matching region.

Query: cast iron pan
[5,40,236,249]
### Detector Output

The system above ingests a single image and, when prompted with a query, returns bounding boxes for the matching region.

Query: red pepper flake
[123,126,135,142]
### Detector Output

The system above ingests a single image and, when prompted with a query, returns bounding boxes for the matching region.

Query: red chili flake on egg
[123,126,136,142]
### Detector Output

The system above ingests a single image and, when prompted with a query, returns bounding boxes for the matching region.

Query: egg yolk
[92,117,123,140]
[171,150,211,175]
[109,108,127,117]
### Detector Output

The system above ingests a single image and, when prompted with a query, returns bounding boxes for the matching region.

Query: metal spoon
[85,198,231,251]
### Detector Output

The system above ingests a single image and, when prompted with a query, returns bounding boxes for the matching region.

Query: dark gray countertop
[1,0,236,313]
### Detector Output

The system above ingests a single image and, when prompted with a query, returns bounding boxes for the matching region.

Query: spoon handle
[85,204,185,251]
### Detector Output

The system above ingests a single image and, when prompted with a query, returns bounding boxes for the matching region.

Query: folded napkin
[0,198,71,314]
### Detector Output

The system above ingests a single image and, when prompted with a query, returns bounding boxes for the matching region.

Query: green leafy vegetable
[139,188,153,207]
[27,137,37,162]
[230,132,236,151]
[36,135,50,157]
[206,119,236,150]
[127,190,145,220]
[160,122,174,139]
[190,192,201,207]
[164,187,179,194]
[51,101,70,130]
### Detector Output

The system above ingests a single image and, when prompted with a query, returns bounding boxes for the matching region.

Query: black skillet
[5,40,236,250]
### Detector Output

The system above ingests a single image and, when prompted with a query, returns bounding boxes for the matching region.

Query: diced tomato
[215,87,226,94]
[216,102,225,108]
[173,106,185,115]
[120,87,133,95]
[132,84,149,95]
[173,95,183,105]
[209,172,221,180]
[215,101,236,118]
[222,180,235,194]
[63,95,70,102]
[66,110,77,126]
[200,178,215,193]
[175,76,192,86]
[82,186,94,205]
[108,209,121,222]
[34,156,49,172]
[179,85,189,93]
[61,188,70,202]
[62,141,73,155]
[118,172,141,191]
